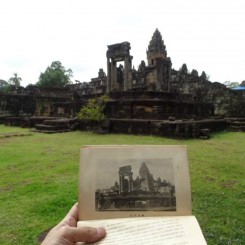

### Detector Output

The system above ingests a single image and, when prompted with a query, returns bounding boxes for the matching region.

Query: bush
[77,95,109,123]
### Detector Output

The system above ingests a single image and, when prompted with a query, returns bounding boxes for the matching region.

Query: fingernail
[96,227,106,236]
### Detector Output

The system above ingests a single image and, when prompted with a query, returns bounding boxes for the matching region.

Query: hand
[41,203,106,245]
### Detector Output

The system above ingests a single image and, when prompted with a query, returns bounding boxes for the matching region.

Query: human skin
[41,203,106,245]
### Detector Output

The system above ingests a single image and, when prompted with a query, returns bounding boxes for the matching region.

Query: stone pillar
[111,60,115,91]
[123,57,128,91]
[114,61,118,90]
[128,56,133,90]
[129,173,133,192]
[107,58,111,93]
[124,56,132,91]
[119,175,123,194]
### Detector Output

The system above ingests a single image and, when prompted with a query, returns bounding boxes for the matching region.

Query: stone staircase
[227,118,245,132]
[33,118,78,133]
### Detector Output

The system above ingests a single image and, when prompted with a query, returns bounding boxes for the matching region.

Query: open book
[77,145,207,245]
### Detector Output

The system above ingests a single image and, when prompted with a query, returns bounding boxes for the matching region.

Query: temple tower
[146,29,172,91]
[139,162,154,192]
[147,29,167,66]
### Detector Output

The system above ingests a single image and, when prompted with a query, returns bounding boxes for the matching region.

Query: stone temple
[95,162,176,211]
[106,29,172,93]
[0,29,244,138]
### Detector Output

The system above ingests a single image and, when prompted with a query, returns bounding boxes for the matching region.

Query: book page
[77,216,206,245]
[78,145,191,220]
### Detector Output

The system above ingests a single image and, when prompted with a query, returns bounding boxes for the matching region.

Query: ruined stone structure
[119,165,133,194]
[106,30,172,93]
[118,162,172,194]
[95,162,176,211]
[138,162,154,192]
[144,29,172,91]
[0,29,244,136]
[106,42,133,92]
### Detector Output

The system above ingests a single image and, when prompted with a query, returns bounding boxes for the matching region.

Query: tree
[8,73,22,87]
[0,79,10,93]
[36,61,73,88]
[77,95,109,123]
[0,79,8,88]
[223,81,240,88]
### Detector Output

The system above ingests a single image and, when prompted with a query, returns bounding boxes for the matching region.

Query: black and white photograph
[95,158,176,212]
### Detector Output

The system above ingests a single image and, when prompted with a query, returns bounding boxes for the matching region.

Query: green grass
[0,125,244,244]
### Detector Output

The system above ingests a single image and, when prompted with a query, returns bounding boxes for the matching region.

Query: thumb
[65,226,106,243]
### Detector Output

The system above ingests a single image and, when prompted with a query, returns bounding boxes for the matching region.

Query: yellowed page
[77,216,206,245]
[78,145,191,220]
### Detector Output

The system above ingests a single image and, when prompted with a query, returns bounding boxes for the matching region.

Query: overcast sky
[1,0,245,87]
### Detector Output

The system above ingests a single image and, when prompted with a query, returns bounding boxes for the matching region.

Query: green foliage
[0,86,11,94]
[0,80,10,93]
[8,73,22,87]
[36,61,73,88]
[77,95,109,122]
[0,78,21,94]
[0,79,8,88]
[223,81,240,88]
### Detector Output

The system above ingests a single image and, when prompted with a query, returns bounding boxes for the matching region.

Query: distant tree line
[223,81,240,88]
[0,61,73,93]
[0,61,243,93]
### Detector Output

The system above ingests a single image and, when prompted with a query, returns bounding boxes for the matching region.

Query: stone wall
[0,87,75,119]
[170,72,245,117]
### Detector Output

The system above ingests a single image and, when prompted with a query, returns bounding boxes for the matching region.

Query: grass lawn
[0,125,244,244]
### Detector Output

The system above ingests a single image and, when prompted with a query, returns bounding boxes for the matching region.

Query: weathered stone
[0,29,244,138]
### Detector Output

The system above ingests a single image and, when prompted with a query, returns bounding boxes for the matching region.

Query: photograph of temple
[95,161,176,212]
